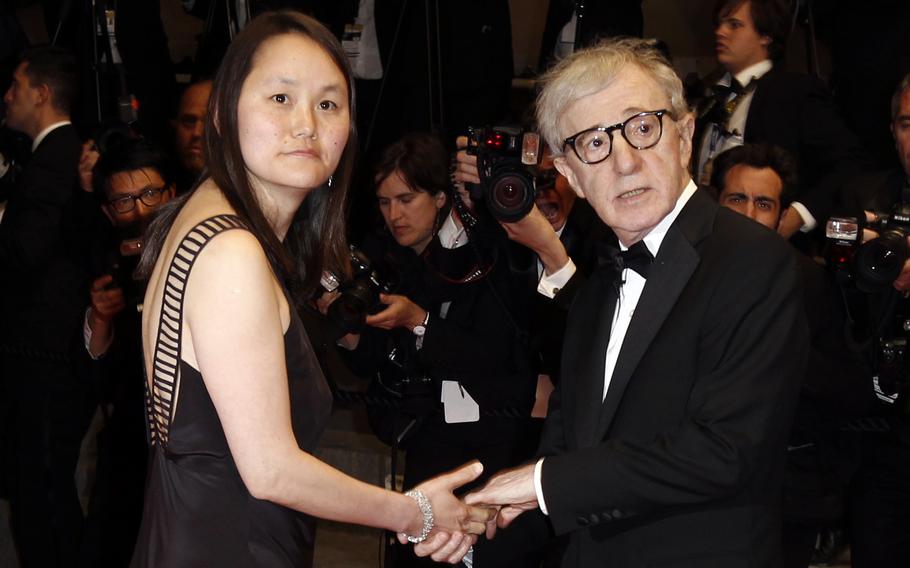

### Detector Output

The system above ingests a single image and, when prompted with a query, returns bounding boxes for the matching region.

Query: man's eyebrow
[723,192,747,199]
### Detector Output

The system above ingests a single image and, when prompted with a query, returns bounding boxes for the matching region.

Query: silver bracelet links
[403,489,435,543]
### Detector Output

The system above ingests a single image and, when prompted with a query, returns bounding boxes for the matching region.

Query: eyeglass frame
[561,109,671,165]
[107,185,171,214]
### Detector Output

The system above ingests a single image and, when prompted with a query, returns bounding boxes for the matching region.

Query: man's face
[715,1,771,75]
[892,90,910,181]
[718,164,783,230]
[3,63,41,136]
[553,65,694,245]
[173,81,212,175]
[102,167,175,234]
[535,150,576,232]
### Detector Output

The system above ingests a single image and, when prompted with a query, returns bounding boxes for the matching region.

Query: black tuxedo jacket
[534,188,808,567]
[697,68,866,225]
[0,124,90,354]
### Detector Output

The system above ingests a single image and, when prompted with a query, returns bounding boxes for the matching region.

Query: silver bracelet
[403,489,434,543]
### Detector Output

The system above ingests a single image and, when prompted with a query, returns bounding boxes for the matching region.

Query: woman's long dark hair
[138,10,356,301]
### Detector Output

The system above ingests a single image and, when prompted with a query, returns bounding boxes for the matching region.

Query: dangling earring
[327,175,334,188]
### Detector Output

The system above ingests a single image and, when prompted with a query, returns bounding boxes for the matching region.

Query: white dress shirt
[534,180,698,515]
[31,121,71,152]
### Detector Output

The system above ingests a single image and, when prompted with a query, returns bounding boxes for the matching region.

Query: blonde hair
[536,37,689,155]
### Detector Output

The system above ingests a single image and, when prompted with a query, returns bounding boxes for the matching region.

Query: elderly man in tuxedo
[447,38,809,568]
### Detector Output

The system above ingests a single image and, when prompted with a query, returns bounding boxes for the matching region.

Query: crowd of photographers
[1,0,909,567]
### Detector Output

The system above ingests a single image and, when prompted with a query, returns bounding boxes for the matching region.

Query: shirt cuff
[534,457,549,515]
[790,201,817,233]
[83,307,112,360]
[537,258,576,299]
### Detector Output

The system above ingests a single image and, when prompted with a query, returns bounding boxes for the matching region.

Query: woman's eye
[319,100,338,111]
[272,94,288,104]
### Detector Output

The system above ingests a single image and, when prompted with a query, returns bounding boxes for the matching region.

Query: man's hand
[464,463,539,534]
[500,205,570,275]
[365,293,426,331]
[777,207,804,239]
[454,136,481,185]
[90,274,126,323]
[78,139,100,193]
[397,461,496,563]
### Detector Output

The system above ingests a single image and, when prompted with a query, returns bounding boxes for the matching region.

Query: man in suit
[0,46,95,567]
[450,38,808,567]
[694,0,865,243]
[711,143,865,567]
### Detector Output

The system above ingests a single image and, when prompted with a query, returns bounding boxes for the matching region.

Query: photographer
[80,138,176,567]
[839,73,910,568]
[329,131,538,567]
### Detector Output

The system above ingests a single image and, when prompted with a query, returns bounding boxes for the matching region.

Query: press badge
[441,381,479,423]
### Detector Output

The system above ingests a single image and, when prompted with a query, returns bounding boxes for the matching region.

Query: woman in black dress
[131,11,491,567]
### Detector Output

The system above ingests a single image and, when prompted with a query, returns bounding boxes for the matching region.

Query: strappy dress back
[131,215,333,567]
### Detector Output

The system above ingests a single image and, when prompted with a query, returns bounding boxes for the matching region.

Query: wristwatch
[412,310,430,337]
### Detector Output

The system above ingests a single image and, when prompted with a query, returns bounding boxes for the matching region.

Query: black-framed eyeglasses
[108,186,169,214]
[562,109,670,165]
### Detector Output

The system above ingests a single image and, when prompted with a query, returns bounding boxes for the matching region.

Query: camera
[825,203,910,292]
[465,126,540,223]
[322,245,397,335]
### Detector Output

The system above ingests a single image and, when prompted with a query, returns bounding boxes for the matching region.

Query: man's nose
[191,119,204,139]
[610,135,643,175]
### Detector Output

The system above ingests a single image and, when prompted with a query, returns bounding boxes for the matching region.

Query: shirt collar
[620,179,698,258]
[31,121,71,151]
[717,59,772,90]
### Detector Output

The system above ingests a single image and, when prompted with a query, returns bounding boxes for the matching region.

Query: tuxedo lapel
[594,190,714,439]
[573,266,620,448]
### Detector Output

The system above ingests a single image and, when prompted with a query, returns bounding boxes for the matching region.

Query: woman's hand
[397,461,496,562]
[365,293,426,331]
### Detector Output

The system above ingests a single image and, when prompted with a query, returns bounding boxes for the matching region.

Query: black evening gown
[130,215,333,567]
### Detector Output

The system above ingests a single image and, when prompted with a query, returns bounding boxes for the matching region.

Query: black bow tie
[598,240,654,280]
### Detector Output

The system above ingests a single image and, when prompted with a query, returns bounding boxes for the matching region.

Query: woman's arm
[182,230,491,540]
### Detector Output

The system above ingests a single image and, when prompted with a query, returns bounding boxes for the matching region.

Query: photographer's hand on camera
[454,136,481,186]
[501,204,571,275]
[365,293,428,333]
[88,274,126,357]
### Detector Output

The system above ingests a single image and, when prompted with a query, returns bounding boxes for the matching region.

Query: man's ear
[676,112,696,167]
[34,82,51,107]
[435,190,447,209]
[553,156,586,200]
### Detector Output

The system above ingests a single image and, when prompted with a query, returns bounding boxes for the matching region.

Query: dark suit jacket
[533,188,808,567]
[0,124,89,354]
[696,68,866,226]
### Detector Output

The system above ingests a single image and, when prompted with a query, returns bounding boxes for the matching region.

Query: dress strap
[146,214,248,447]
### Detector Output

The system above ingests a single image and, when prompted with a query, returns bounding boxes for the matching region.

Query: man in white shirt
[694,0,865,244]
[454,37,808,568]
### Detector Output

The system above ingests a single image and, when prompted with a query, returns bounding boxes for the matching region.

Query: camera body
[324,245,397,335]
[466,126,540,223]
[826,203,910,292]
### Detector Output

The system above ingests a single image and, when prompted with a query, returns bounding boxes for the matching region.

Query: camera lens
[855,229,910,292]
[488,172,535,223]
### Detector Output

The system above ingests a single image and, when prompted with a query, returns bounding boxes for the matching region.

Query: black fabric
[130,217,333,568]
[598,239,653,280]
[0,123,97,567]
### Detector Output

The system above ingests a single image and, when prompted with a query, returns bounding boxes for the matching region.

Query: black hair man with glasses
[453,38,810,568]
[78,137,175,566]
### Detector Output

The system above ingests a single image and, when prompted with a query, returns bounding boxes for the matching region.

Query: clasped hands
[404,461,539,564]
